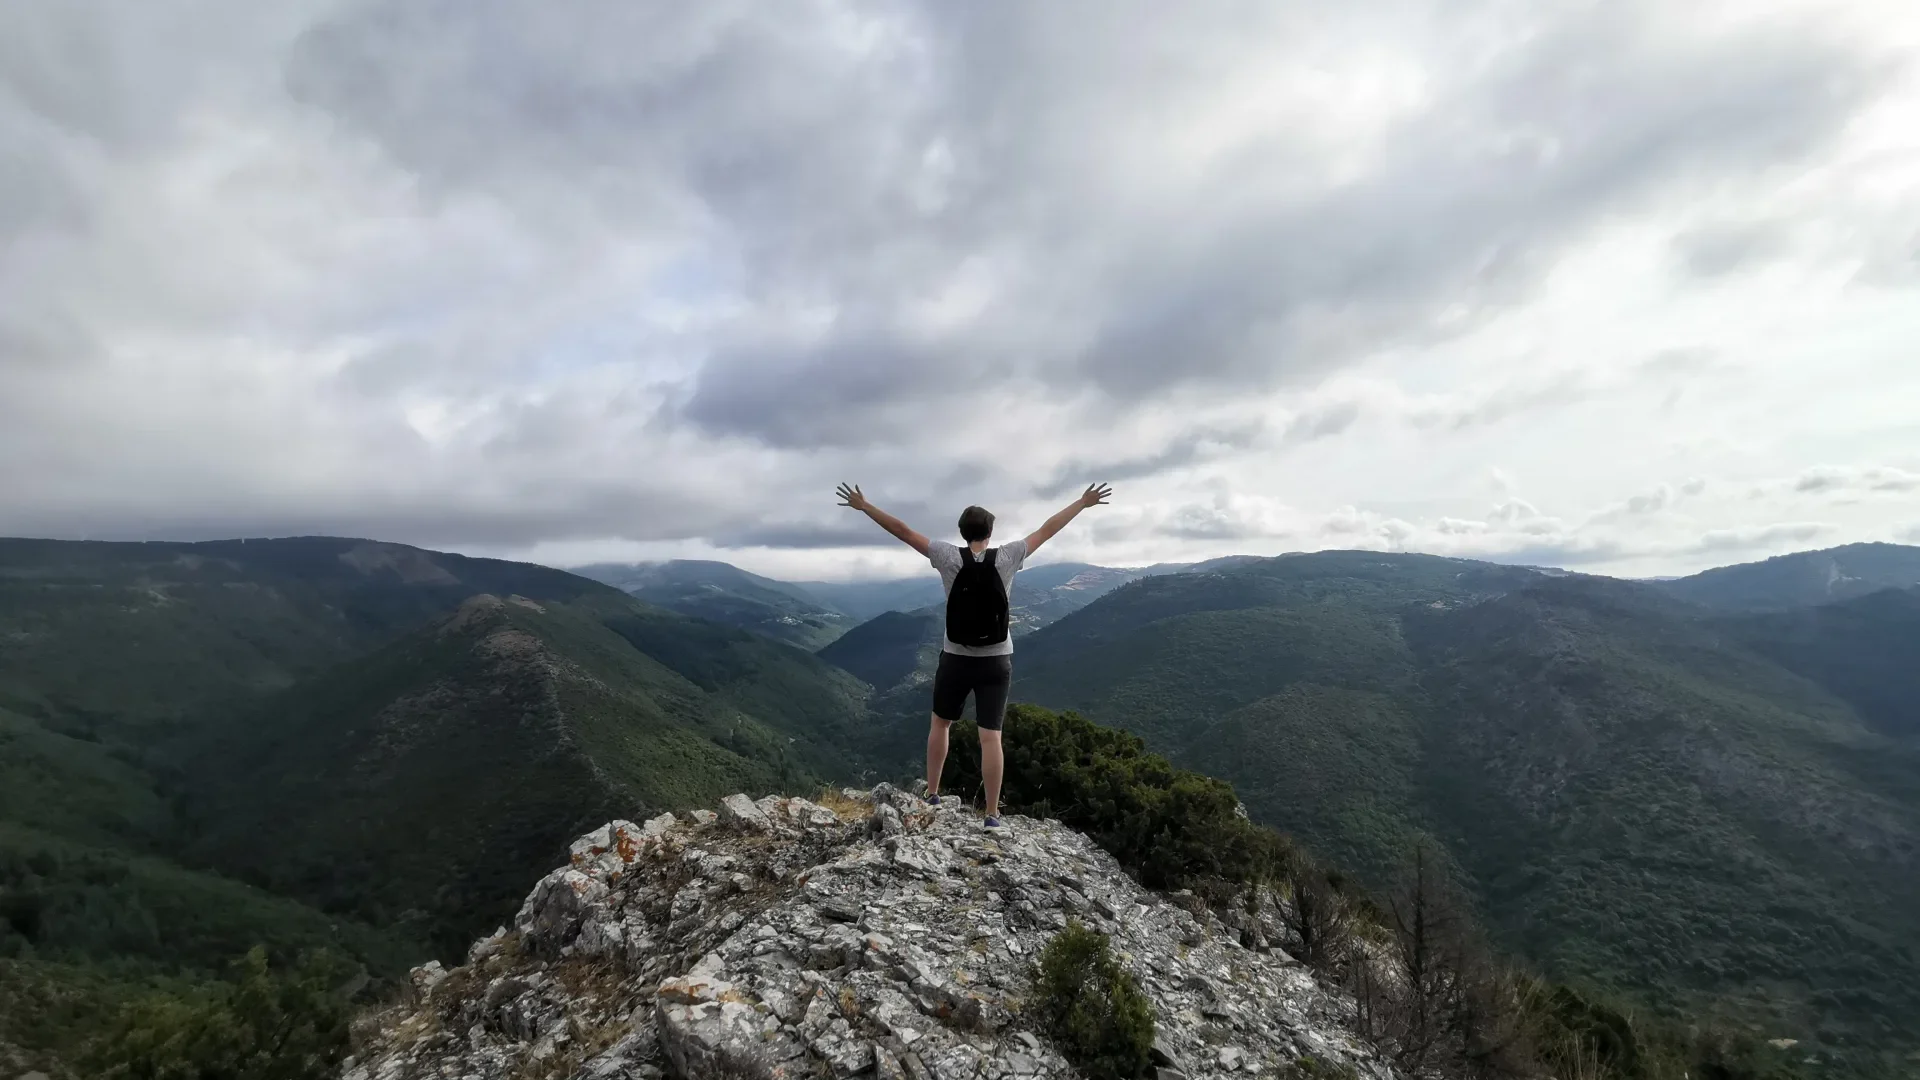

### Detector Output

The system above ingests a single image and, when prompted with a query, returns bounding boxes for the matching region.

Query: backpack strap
[983,548,998,568]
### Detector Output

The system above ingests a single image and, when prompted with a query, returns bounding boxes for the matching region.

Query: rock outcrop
[344,786,1397,1080]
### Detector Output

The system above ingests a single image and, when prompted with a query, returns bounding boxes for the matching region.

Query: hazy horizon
[7,527,1905,587]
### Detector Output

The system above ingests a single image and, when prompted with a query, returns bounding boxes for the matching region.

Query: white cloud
[0,0,1917,581]
[1791,465,1920,494]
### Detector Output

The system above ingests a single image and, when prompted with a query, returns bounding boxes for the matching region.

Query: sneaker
[924,793,941,807]
[983,815,1004,830]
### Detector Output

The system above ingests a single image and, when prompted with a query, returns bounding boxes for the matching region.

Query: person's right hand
[1080,482,1113,508]
[836,482,871,512]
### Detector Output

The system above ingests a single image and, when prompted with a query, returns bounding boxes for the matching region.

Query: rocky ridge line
[344,786,1398,1080]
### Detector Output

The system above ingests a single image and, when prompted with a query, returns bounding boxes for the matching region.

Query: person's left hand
[836,482,871,511]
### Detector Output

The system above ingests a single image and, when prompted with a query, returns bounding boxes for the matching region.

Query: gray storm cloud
[0,0,1911,572]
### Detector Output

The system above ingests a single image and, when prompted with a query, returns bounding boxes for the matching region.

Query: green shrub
[1530,983,1642,1078]
[91,946,354,1080]
[1032,921,1155,1080]
[1514,979,1817,1080]
[945,704,1292,897]
[1682,1029,1806,1080]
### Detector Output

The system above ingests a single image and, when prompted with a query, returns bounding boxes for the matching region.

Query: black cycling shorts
[931,652,1014,731]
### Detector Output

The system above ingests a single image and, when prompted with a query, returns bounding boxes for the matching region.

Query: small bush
[1530,983,1641,1079]
[91,946,354,1080]
[945,704,1293,897]
[1032,921,1155,1080]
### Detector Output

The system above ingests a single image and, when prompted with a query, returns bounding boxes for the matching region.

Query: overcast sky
[3,0,1918,582]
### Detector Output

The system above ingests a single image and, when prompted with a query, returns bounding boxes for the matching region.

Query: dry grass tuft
[551,957,627,1004]
[568,1014,633,1067]
[815,786,874,823]
[502,1012,631,1080]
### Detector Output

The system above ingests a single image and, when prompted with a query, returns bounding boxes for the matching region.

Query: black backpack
[946,548,1009,648]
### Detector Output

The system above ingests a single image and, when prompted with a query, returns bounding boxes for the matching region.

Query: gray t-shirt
[928,538,1029,656]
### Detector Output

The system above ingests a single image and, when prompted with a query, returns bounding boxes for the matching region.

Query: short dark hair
[958,506,995,542]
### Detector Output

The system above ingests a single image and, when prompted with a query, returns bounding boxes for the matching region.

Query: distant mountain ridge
[576,555,1202,648]
[1653,542,1920,611]
[572,558,854,649]
[0,534,611,731]
[796,554,1255,623]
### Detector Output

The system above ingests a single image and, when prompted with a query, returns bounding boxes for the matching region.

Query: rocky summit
[344,785,1398,1080]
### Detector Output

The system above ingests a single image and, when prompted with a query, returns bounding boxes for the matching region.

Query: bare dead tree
[1448,947,1535,1079]
[1381,846,1458,1071]
[1276,854,1353,973]
[1345,845,1530,1077]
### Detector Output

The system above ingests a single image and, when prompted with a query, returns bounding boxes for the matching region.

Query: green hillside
[573,559,855,649]
[1003,553,1920,1075]
[1404,578,1920,1055]
[815,607,942,693]
[0,706,172,851]
[0,536,881,1075]
[10,533,1920,1075]
[1656,542,1920,611]
[0,692,416,1073]
[0,702,417,1075]
[183,591,878,957]
[1716,587,1920,739]
[0,536,611,733]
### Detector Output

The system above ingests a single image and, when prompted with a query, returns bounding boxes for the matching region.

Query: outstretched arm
[1023,483,1112,555]
[837,483,932,557]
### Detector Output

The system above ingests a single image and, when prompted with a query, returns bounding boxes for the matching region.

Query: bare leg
[979,728,1004,817]
[926,714,951,797]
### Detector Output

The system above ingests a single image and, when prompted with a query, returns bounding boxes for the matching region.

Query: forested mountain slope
[10,534,1919,1075]
[1715,585,1920,739]
[814,607,942,694]
[993,552,1920,1073]
[0,536,613,735]
[0,536,881,1075]
[183,591,880,957]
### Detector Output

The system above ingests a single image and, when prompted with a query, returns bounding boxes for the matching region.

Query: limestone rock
[570,823,617,862]
[409,960,448,997]
[467,926,509,965]
[786,796,842,829]
[348,786,1401,1080]
[514,867,609,956]
[720,793,772,832]
[869,803,905,838]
